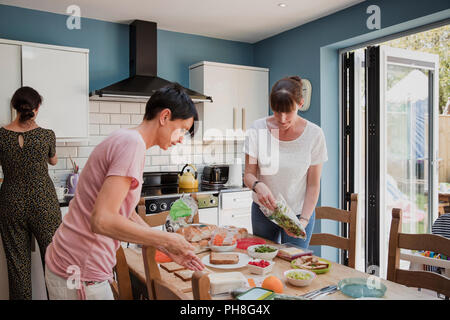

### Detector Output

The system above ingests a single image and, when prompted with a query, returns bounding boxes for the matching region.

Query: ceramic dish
[291,257,331,274]
[247,259,275,275]
[284,269,316,287]
[247,244,279,260]
[337,278,387,298]
[202,252,251,269]
[209,242,237,252]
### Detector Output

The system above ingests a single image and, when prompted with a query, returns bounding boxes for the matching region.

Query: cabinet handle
[241,108,246,131]
[233,107,237,130]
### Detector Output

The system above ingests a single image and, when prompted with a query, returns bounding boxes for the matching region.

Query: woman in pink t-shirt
[44,84,204,300]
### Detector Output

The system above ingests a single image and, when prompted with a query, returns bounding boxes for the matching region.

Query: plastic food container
[208,272,247,295]
[209,242,237,252]
[284,269,316,287]
[277,242,313,261]
[247,259,275,275]
[247,244,279,260]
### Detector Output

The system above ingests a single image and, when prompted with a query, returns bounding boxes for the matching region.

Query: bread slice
[160,262,185,272]
[209,252,239,265]
[174,269,194,281]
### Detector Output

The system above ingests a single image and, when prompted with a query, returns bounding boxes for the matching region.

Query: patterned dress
[0,127,62,300]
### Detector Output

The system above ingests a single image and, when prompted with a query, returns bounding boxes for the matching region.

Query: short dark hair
[11,86,42,122]
[270,76,303,113]
[144,83,198,136]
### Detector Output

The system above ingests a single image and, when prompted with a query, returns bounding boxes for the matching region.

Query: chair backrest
[387,208,450,297]
[142,245,212,300]
[111,246,133,300]
[309,193,358,268]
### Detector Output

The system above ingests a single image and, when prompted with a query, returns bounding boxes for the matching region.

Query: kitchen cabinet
[0,43,21,127]
[219,190,253,233]
[198,207,219,225]
[0,38,89,141]
[189,61,269,141]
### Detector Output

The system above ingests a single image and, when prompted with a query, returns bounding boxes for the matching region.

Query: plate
[338,278,387,298]
[291,257,331,274]
[202,252,251,269]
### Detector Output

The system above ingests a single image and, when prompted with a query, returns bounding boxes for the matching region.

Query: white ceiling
[0,0,365,43]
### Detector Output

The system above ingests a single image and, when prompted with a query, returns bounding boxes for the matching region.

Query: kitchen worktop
[141,184,250,200]
[58,185,251,207]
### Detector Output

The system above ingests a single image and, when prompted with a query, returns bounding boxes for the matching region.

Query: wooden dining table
[123,237,438,300]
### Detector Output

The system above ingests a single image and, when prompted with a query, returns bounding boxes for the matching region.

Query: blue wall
[0,4,254,92]
[1,1,449,262]
[254,0,449,261]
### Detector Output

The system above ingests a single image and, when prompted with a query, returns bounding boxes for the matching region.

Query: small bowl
[247,245,279,260]
[209,242,237,252]
[247,259,275,275]
[284,269,316,287]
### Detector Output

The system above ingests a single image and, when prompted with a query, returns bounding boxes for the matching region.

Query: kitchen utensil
[56,186,69,200]
[201,165,229,184]
[226,163,243,187]
[291,257,332,274]
[209,243,237,252]
[201,252,251,270]
[311,286,339,299]
[284,269,316,287]
[247,259,275,275]
[300,285,337,299]
[178,164,198,189]
[247,244,279,260]
[66,173,79,195]
[337,278,387,298]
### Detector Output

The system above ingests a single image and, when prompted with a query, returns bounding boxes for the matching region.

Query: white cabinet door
[21,45,89,140]
[0,43,21,127]
[198,208,218,225]
[202,65,239,140]
[238,69,269,131]
[189,62,268,141]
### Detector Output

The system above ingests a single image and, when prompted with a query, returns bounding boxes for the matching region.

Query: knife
[310,286,339,300]
[301,285,337,299]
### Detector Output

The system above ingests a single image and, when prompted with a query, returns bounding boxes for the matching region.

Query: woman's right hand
[163,233,205,271]
[255,182,277,211]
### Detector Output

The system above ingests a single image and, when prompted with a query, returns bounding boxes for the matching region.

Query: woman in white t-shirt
[244,76,328,248]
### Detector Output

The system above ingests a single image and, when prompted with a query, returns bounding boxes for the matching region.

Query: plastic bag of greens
[259,194,306,239]
[164,194,198,232]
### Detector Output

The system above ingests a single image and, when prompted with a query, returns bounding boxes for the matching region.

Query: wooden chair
[387,208,450,298]
[110,246,134,300]
[309,193,358,268]
[142,245,212,300]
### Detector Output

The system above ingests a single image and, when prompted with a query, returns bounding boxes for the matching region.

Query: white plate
[202,252,251,269]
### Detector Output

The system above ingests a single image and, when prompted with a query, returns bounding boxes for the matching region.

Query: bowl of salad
[284,269,316,287]
[247,244,279,260]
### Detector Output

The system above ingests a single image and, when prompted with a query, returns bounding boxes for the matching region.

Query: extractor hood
[91,20,212,103]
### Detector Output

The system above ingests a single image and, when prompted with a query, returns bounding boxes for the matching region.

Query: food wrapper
[259,194,306,239]
[164,194,198,232]
[209,226,239,246]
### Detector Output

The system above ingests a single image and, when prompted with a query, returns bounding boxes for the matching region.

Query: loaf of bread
[209,252,239,265]
[176,224,217,242]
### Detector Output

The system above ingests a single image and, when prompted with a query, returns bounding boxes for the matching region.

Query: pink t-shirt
[45,129,146,282]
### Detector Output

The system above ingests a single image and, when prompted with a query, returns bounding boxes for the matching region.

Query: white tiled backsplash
[0,100,245,187]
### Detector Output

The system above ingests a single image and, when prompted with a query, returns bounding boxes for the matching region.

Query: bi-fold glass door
[341,45,439,277]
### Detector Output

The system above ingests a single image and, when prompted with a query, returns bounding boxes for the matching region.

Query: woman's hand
[162,233,205,271]
[255,182,277,211]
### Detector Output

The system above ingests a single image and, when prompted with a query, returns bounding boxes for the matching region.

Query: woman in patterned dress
[0,86,61,300]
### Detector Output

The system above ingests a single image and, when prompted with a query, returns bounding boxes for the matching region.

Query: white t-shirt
[244,117,328,215]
